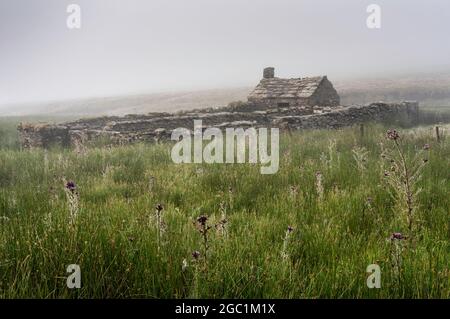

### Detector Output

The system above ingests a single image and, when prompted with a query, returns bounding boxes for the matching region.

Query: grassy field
[0,120,448,298]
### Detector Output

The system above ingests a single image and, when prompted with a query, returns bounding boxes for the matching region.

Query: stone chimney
[263,67,275,79]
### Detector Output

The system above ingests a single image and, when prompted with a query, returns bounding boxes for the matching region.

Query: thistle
[389,232,406,284]
[190,250,201,298]
[281,226,294,259]
[381,129,430,239]
[155,203,165,252]
[194,215,211,268]
[64,180,79,225]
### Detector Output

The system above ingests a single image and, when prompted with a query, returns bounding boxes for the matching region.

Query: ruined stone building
[248,67,340,108]
[17,67,419,149]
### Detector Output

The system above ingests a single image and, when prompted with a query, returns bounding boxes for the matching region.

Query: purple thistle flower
[287,226,294,233]
[65,181,77,193]
[423,144,430,151]
[197,215,208,226]
[387,129,400,141]
[192,250,201,259]
[390,232,405,240]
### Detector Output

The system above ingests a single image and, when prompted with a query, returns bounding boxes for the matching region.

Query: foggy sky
[1,0,450,107]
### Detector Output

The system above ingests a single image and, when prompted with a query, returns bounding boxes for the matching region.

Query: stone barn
[248,67,340,108]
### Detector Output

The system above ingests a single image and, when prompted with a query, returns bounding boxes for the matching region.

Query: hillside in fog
[1,72,450,117]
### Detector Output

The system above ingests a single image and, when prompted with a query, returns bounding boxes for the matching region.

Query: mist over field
[1,72,450,117]
[0,0,449,302]
[1,0,450,116]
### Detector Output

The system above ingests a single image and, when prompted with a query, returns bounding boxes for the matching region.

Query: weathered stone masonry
[18,101,419,149]
[17,68,419,148]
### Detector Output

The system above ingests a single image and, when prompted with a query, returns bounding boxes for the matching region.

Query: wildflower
[65,181,77,193]
[387,129,400,141]
[287,225,294,233]
[64,180,79,225]
[195,215,211,267]
[154,203,165,252]
[390,232,405,240]
[192,250,201,260]
[423,144,430,151]
[197,215,208,226]
[384,131,427,237]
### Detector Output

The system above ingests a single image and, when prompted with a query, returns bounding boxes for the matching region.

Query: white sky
[1,0,450,106]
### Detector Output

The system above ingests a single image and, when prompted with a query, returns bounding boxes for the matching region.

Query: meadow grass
[0,123,448,298]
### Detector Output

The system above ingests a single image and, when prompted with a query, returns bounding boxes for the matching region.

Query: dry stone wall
[18,101,419,148]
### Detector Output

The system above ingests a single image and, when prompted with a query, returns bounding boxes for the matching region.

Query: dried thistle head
[155,203,164,212]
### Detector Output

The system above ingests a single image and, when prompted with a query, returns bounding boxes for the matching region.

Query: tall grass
[0,123,448,298]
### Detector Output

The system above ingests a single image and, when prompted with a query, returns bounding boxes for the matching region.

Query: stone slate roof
[248,76,326,99]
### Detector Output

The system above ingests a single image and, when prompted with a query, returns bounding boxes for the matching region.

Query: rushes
[215,202,228,238]
[352,146,369,174]
[320,139,338,169]
[315,171,324,202]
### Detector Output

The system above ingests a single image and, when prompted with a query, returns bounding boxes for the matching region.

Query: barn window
[277,102,290,107]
